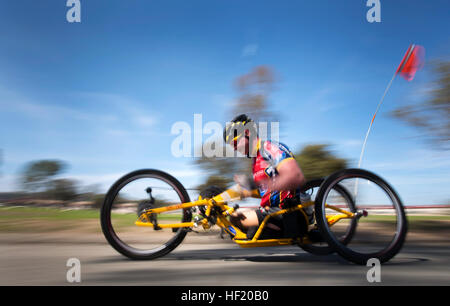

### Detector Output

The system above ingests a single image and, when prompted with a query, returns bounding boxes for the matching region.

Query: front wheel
[100,169,192,260]
[315,168,408,265]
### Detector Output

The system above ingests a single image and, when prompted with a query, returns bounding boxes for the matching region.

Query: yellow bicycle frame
[134,186,356,247]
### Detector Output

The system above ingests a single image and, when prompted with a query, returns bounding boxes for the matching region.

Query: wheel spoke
[299,178,356,256]
[315,169,407,265]
[100,169,191,260]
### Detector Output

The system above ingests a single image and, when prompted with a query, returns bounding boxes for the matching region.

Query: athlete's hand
[234,174,256,189]
[233,174,258,198]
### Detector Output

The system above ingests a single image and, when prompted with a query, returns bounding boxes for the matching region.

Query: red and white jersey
[252,140,299,208]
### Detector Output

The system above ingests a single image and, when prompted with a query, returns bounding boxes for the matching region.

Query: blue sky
[0,0,449,205]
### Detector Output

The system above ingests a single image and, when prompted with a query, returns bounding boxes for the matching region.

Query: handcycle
[100,168,408,265]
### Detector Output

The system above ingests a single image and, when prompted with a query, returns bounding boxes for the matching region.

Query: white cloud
[241,44,259,57]
[71,91,159,128]
[167,169,200,178]
[368,149,450,171]
[341,139,363,147]
[388,175,450,186]
[135,115,157,127]
[0,174,21,192]
[104,129,130,137]
[0,88,160,138]
[72,168,202,194]
[0,87,119,123]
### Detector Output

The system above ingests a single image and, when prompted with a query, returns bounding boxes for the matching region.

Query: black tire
[100,169,192,260]
[315,168,408,265]
[299,178,357,255]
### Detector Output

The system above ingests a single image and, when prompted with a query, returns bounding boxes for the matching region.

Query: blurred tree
[294,144,348,180]
[91,192,135,209]
[195,175,231,192]
[233,65,278,123]
[194,148,242,191]
[77,183,101,201]
[195,66,279,191]
[91,194,106,209]
[20,160,67,193]
[391,60,450,149]
[49,178,79,202]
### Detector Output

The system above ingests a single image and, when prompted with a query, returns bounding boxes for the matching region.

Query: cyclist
[223,114,313,238]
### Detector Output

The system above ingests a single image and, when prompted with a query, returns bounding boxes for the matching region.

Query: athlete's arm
[233,174,261,198]
[267,158,305,192]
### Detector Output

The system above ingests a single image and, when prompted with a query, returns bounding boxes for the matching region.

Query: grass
[0,206,183,218]
[0,206,449,233]
[0,206,100,220]
[0,206,184,233]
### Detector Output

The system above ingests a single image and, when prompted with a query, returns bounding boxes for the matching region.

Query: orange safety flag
[396,44,425,81]
[357,44,425,173]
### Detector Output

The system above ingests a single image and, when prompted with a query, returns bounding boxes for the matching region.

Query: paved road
[1,230,449,286]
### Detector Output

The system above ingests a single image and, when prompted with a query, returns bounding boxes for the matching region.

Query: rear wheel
[315,168,407,265]
[100,169,192,260]
[298,178,357,255]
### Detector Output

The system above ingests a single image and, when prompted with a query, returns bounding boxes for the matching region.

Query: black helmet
[223,114,257,145]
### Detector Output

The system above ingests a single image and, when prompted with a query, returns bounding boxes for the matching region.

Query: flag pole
[353,44,422,198]
[354,70,397,197]
[357,71,397,169]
